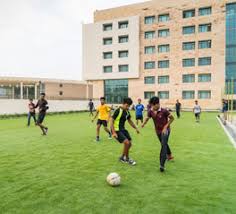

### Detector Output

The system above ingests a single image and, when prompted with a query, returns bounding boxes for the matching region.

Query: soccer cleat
[127,158,136,166]
[119,156,127,163]
[108,133,112,140]
[44,128,48,134]
[160,166,165,172]
[95,136,100,142]
[167,155,174,161]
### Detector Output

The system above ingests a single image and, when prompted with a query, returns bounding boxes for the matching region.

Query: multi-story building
[0,77,93,100]
[83,0,236,110]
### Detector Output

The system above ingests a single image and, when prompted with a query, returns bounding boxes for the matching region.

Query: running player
[35,93,49,135]
[88,99,94,116]
[142,96,174,172]
[193,100,201,123]
[27,98,36,126]
[110,98,140,166]
[135,98,145,126]
[92,97,112,142]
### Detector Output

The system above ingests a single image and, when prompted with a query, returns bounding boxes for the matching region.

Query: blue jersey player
[135,98,145,126]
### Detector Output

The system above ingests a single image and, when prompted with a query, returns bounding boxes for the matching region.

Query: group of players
[27,93,203,172]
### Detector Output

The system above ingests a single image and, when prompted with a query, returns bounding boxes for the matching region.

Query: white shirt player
[194,105,201,114]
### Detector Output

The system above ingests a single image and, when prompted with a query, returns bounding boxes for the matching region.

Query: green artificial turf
[0,112,236,214]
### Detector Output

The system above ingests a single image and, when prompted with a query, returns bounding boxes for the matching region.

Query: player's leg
[36,114,47,135]
[96,121,102,141]
[27,113,31,126]
[123,130,136,165]
[158,133,169,172]
[103,121,112,139]
[32,113,36,125]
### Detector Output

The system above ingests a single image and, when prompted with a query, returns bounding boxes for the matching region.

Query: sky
[0,0,146,80]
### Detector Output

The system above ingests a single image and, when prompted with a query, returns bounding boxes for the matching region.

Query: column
[20,82,23,99]
[34,84,37,100]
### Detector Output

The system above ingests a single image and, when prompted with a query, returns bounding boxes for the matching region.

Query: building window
[145,16,155,24]
[183,9,195,18]
[158,60,169,68]
[104,79,128,104]
[199,40,212,49]
[145,46,156,54]
[158,29,170,37]
[144,91,155,99]
[158,44,170,53]
[183,74,195,83]
[103,38,112,45]
[182,91,195,99]
[103,52,112,59]
[119,65,129,72]
[199,23,212,32]
[145,31,155,39]
[183,42,195,50]
[183,26,195,34]
[59,84,63,87]
[59,91,63,96]
[158,76,169,84]
[198,90,211,99]
[119,35,129,43]
[198,74,211,82]
[158,14,170,22]
[144,76,155,84]
[103,66,112,73]
[199,7,212,16]
[103,23,112,31]
[198,57,211,66]
[118,50,128,58]
[144,61,155,69]
[158,91,169,99]
[183,58,195,67]
[118,21,128,29]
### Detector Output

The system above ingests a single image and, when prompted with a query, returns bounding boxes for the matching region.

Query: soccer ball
[106,172,121,187]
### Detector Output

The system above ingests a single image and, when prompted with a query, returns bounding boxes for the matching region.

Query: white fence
[0,99,100,115]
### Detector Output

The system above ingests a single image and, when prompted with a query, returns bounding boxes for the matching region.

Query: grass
[0,112,236,214]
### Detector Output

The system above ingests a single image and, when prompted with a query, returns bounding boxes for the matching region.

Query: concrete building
[83,0,236,110]
[0,77,93,100]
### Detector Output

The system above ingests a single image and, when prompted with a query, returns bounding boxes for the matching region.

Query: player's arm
[92,110,99,122]
[34,101,39,109]
[128,118,139,134]
[162,114,174,134]
[142,117,150,128]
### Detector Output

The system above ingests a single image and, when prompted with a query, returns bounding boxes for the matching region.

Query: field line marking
[216,116,236,149]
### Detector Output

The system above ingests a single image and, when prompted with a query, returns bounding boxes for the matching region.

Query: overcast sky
[0,0,146,80]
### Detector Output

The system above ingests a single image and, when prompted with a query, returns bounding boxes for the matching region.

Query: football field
[0,112,236,214]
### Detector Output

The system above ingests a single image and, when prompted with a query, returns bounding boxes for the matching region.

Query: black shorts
[195,113,200,118]
[97,119,108,127]
[37,113,46,124]
[136,115,143,121]
[115,130,132,143]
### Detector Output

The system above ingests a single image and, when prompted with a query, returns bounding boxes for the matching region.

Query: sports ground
[0,112,236,214]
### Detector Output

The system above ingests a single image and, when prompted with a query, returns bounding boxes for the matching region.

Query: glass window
[158,91,169,99]
[103,52,112,59]
[118,50,128,58]
[103,66,112,73]
[183,58,195,67]
[118,21,128,29]
[199,23,212,32]
[145,31,155,39]
[199,40,212,49]
[199,7,212,16]
[119,35,129,43]
[158,29,170,37]
[23,85,35,99]
[183,74,195,83]
[182,91,195,99]
[144,91,155,99]
[198,74,211,82]
[158,60,169,68]
[103,38,112,45]
[103,23,112,31]
[183,42,195,50]
[0,85,13,99]
[145,46,156,54]
[145,16,155,24]
[144,76,155,84]
[104,79,128,104]
[158,44,170,53]
[158,14,170,22]
[119,65,129,72]
[183,9,195,18]
[183,26,195,34]
[144,61,155,69]
[14,85,21,99]
[158,76,169,84]
[198,57,211,66]
[198,90,211,99]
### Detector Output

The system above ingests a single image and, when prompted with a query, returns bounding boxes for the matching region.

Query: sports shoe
[44,127,48,134]
[95,137,100,142]
[127,158,136,166]
[119,156,127,163]
[167,155,174,161]
[108,133,112,140]
[160,166,165,172]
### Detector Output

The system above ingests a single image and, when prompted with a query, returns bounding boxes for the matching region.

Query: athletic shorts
[195,113,200,118]
[115,130,132,143]
[136,115,143,121]
[37,113,46,124]
[97,119,108,127]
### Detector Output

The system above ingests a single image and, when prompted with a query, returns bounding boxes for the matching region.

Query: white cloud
[0,0,147,80]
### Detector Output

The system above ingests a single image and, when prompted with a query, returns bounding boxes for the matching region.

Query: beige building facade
[0,77,93,100]
[83,0,236,110]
